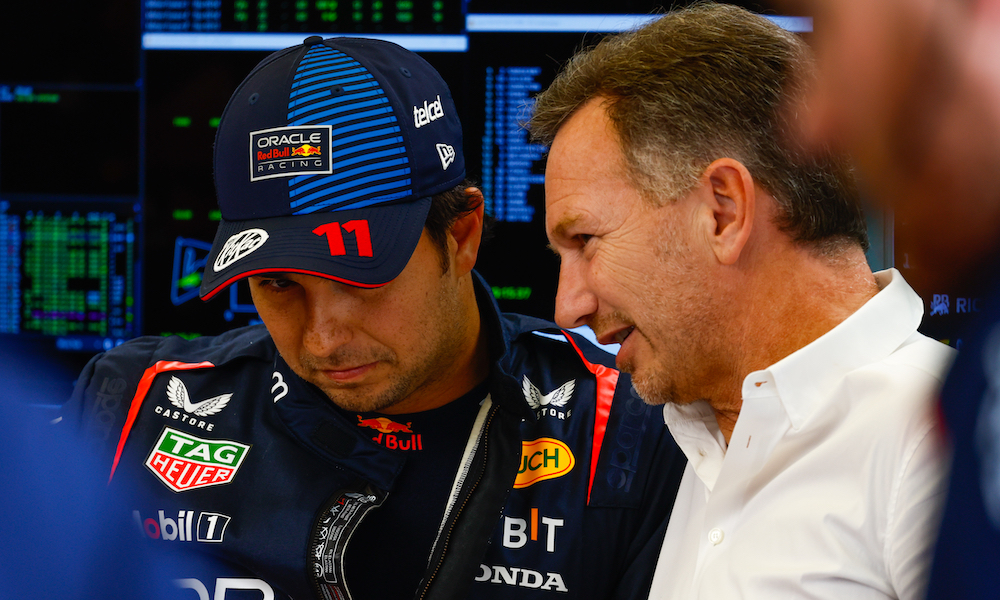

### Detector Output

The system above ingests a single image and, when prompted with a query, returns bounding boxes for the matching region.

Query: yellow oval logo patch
[514,438,575,489]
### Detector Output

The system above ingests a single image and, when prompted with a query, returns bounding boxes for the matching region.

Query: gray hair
[530,2,868,251]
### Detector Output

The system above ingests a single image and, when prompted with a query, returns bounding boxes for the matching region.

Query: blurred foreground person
[787,0,1000,596]
[0,347,194,600]
[531,4,955,598]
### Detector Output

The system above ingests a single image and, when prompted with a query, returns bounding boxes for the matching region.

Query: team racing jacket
[63,277,686,600]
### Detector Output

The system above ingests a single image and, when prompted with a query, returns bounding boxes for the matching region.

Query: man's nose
[553,257,599,330]
[301,285,355,357]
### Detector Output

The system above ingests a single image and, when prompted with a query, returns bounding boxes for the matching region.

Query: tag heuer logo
[213,228,268,272]
[436,143,456,170]
[146,428,250,492]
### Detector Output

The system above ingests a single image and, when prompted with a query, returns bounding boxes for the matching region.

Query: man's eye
[256,278,295,290]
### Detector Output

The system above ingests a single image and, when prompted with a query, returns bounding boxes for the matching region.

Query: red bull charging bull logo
[357,416,412,434]
[291,144,322,157]
[357,416,423,451]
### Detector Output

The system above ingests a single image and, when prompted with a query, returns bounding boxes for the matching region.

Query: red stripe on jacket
[560,332,620,505]
[108,360,216,483]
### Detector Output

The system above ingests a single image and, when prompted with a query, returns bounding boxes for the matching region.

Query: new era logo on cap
[437,144,456,170]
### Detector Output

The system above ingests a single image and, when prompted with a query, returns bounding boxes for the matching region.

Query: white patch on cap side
[436,144,456,170]
[214,228,269,272]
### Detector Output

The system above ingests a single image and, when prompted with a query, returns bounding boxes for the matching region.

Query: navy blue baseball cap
[200,36,465,300]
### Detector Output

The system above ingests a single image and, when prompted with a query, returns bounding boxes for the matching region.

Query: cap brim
[199,197,431,299]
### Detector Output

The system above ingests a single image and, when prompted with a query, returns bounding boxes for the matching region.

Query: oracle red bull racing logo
[250,125,332,181]
[145,427,250,492]
[357,416,423,451]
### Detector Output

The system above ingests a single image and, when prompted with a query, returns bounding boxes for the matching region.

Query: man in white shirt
[530,3,955,598]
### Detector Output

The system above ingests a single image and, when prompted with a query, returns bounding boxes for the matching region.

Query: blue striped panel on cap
[287,45,412,215]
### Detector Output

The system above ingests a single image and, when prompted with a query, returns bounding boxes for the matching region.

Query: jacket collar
[472,271,536,422]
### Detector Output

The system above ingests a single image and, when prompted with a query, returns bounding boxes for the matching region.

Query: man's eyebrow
[549,213,582,240]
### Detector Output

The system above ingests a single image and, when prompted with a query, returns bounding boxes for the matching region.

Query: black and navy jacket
[63,277,686,600]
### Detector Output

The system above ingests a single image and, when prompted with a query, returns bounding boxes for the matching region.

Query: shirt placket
[691,376,787,598]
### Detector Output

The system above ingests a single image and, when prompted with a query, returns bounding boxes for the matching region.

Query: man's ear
[700,158,755,265]
[450,187,485,275]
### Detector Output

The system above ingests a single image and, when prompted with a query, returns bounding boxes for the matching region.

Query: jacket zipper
[416,400,497,599]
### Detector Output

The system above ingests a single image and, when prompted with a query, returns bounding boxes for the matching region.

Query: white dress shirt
[648,269,954,600]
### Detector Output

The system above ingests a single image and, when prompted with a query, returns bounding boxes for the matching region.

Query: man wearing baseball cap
[62,37,685,599]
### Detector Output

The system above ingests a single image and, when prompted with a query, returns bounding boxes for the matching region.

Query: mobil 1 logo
[134,509,232,543]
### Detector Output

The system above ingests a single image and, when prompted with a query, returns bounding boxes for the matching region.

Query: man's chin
[325,391,397,414]
[628,371,677,406]
[315,376,419,414]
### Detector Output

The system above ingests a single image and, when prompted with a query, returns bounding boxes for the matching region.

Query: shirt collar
[752,268,923,430]
[663,268,924,480]
[663,399,727,490]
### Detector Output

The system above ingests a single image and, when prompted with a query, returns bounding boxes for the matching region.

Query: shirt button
[708,528,724,545]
